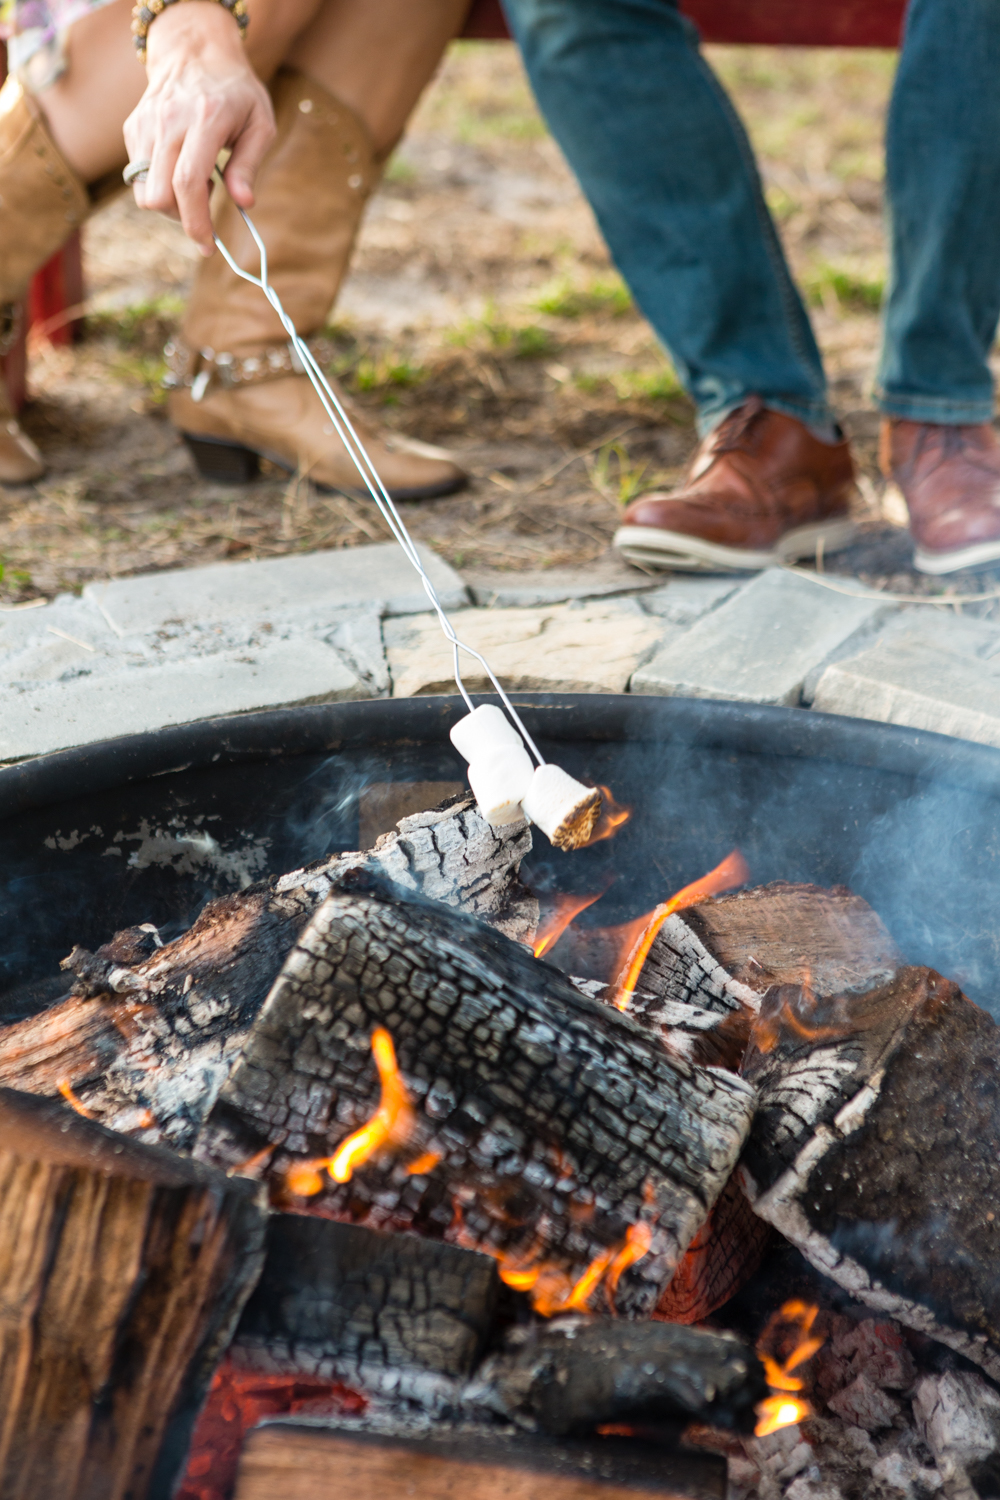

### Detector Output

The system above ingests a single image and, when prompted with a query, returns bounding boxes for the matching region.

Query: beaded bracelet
[131,0,249,63]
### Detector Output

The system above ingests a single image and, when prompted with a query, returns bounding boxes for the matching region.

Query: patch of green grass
[112,353,170,403]
[610,366,684,402]
[587,442,649,506]
[448,304,558,359]
[89,294,184,353]
[803,262,885,312]
[383,154,417,186]
[352,354,426,392]
[0,560,32,590]
[532,275,632,320]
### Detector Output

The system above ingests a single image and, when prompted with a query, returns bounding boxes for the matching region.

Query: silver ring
[123,160,152,187]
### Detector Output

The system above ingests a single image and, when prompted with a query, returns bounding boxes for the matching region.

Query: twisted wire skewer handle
[210,182,544,766]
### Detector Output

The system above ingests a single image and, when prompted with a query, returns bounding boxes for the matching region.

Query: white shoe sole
[613,517,858,573]
[914,538,1000,575]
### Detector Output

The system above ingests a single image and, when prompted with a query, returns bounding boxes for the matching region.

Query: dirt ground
[4,41,1000,613]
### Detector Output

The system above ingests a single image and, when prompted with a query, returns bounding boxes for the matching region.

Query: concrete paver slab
[632,569,896,706]
[2,639,366,761]
[82,543,468,636]
[386,598,664,697]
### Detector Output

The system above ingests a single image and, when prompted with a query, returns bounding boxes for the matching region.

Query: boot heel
[182,433,260,484]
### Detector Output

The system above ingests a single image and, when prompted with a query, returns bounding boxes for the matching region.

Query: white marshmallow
[521,764,602,850]
[450,704,525,764]
[467,743,536,827]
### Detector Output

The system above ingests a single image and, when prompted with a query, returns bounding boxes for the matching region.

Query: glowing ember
[284,1028,414,1197]
[613,849,750,1009]
[754,1299,824,1437]
[456,1210,653,1318]
[533,890,605,958]
[753,982,848,1056]
[580,786,632,847]
[406,1150,442,1176]
[57,1078,94,1118]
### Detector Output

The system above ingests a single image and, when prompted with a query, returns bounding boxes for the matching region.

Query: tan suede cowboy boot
[0,74,88,483]
[168,69,465,501]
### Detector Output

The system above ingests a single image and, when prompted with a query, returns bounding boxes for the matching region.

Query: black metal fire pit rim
[2,693,999,824]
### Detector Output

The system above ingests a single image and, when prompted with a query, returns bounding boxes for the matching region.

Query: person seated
[502,0,1000,576]
[0,0,469,498]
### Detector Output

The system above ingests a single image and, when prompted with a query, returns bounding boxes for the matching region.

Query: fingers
[223,94,276,207]
[170,100,231,250]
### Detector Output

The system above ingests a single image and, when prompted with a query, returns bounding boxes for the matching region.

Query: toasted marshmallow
[467,743,536,827]
[521,764,602,850]
[449,704,524,764]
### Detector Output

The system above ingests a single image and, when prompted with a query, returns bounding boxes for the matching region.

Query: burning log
[483,1317,767,1437]
[195,874,756,1319]
[606,877,897,1328]
[232,1422,728,1500]
[652,1174,773,1326]
[0,794,534,1146]
[233,1215,501,1402]
[740,964,1000,1384]
[0,1086,265,1500]
[615,880,901,1029]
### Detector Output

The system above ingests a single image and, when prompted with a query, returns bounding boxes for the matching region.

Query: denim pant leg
[877,0,1000,425]
[501,0,831,435]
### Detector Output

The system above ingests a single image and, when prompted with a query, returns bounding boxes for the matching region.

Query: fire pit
[2,692,1000,1500]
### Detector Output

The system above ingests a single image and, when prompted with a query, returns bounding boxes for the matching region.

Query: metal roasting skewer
[209,179,546,768]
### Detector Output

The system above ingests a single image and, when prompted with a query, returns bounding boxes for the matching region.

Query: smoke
[3,702,999,1019]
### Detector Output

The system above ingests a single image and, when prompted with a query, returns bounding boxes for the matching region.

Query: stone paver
[82,542,468,636]
[385,598,664,697]
[2,639,365,760]
[638,577,742,624]
[465,560,660,608]
[632,569,897,707]
[812,631,1000,749]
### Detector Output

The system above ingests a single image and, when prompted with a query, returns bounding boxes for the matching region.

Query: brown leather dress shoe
[613,397,858,572]
[879,418,1000,575]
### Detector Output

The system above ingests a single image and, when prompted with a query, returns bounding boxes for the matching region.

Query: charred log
[0,1087,265,1500]
[485,1318,766,1437]
[619,882,900,1027]
[232,1422,727,1500]
[234,1216,501,1396]
[196,877,756,1318]
[0,795,533,1148]
[652,1173,773,1326]
[741,965,1000,1384]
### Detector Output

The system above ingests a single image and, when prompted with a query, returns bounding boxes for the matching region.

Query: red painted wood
[461,0,907,47]
[27,232,85,346]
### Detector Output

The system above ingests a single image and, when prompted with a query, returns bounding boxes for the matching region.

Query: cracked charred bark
[0,797,533,1148]
[195,877,756,1318]
[741,965,1000,1384]
[608,882,901,1328]
[233,1215,501,1401]
[484,1318,766,1436]
[0,1087,265,1500]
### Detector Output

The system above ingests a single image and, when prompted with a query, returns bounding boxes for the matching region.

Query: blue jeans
[502,0,1000,432]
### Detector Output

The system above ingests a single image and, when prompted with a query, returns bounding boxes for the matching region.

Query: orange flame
[284,1027,414,1197]
[613,849,749,1009]
[406,1150,442,1176]
[753,981,849,1056]
[533,890,605,958]
[57,1078,94,1118]
[580,786,632,847]
[754,1299,824,1437]
[458,1211,653,1317]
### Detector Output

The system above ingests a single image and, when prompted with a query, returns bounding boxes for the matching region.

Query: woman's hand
[123,1,275,254]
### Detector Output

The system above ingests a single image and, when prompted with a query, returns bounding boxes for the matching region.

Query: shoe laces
[705,397,766,457]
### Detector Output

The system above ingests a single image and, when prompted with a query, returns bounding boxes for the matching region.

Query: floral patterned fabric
[1,0,116,89]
